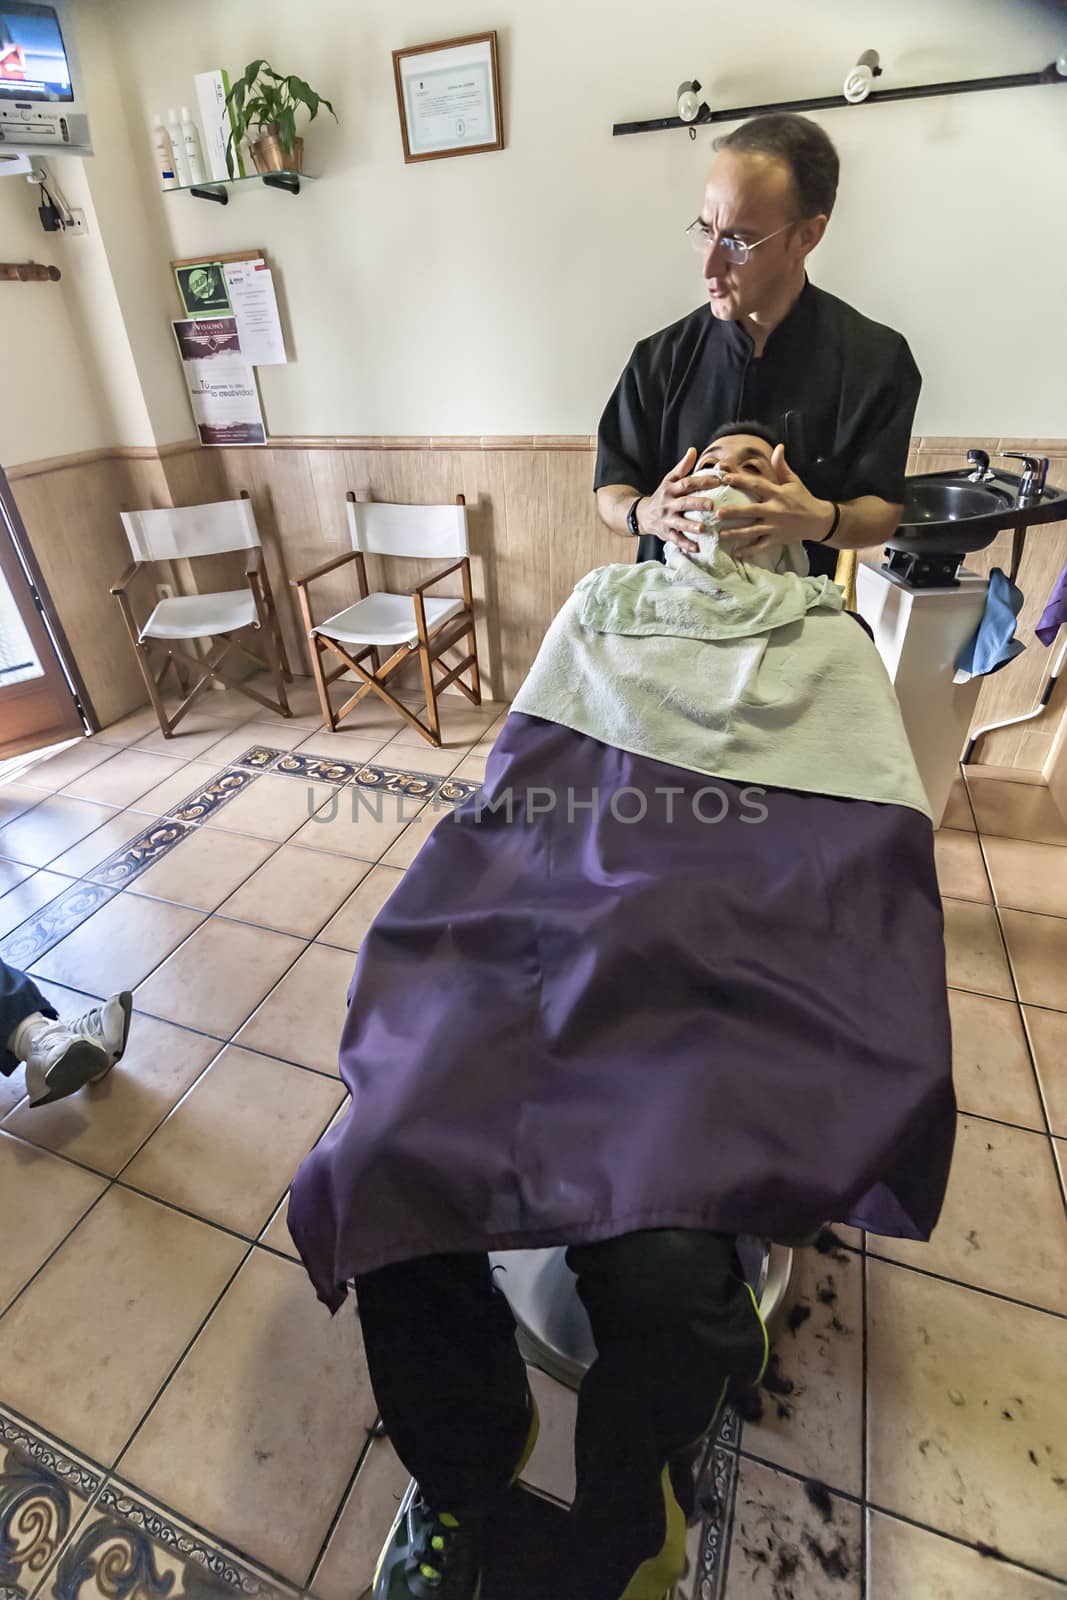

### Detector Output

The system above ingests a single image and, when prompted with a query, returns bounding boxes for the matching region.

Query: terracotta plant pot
[250,131,304,174]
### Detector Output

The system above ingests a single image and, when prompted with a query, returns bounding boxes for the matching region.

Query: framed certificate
[392,32,503,163]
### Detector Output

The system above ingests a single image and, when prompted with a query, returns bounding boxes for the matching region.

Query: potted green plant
[224,59,337,176]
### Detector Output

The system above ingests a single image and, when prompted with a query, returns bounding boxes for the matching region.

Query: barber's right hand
[636,448,716,553]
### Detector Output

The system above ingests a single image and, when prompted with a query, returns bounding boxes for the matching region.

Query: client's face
[694,434,776,486]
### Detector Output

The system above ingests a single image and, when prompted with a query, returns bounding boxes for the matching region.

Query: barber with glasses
[595,113,921,576]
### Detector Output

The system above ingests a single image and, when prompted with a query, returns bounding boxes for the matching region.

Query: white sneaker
[25,992,133,1107]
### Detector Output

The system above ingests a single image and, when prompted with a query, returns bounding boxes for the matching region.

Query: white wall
[0,178,118,465]
[10,0,1067,458]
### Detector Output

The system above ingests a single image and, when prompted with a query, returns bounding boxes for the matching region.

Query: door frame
[0,467,97,756]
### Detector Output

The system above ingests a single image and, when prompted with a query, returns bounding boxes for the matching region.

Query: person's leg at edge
[567,1229,768,1600]
[1,958,59,1077]
[356,1251,536,1596]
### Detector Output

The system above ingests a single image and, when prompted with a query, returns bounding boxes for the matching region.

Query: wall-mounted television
[0,1,91,156]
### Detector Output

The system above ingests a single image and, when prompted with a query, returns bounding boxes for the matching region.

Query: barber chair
[488,1237,795,1391]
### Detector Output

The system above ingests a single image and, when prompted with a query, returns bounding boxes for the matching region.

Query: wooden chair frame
[110,493,293,739]
[291,492,481,747]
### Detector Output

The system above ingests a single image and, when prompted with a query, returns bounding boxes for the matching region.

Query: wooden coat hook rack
[0,261,61,283]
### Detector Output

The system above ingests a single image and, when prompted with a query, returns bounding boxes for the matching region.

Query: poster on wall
[174,261,232,316]
[392,32,502,163]
[172,317,266,446]
[172,250,287,365]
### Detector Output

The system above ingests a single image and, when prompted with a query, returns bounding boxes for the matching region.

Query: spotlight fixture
[843,49,882,104]
[676,79,709,136]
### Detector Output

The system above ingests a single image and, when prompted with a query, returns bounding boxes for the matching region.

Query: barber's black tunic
[594,279,921,575]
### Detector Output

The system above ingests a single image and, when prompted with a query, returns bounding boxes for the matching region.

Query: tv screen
[0,3,73,102]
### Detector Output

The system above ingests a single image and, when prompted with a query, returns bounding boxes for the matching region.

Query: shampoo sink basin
[882,459,1067,586]
[902,480,1014,534]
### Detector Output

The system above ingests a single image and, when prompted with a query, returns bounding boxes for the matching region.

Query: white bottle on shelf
[180,106,207,185]
[167,107,191,185]
[152,113,178,189]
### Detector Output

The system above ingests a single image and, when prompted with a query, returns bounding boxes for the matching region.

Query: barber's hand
[715,446,835,554]
[636,448,721,554]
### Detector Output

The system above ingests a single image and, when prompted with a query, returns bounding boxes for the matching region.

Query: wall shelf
[167,170,316,205]
[613,61,1065,137]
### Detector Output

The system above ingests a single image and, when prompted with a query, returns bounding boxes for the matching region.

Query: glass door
[0,468,88,759]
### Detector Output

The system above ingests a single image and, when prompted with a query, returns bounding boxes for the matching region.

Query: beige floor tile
[948,990,1045,1129]
[133,714,237,759]
[30,891,203,995]
[219,845,369,938]
[0,794,117,869]
[968,777,1067,846]
[941,898,1013,998]
[739,1244,863,1496]
[983,836,1067,917]
[868,1509,1067,1599]
[295,728,391,764]
[373,736,466,776]
[22,739,115,792]
[1001,909,1067,1009]
[247,674,327,724]
[47,809,167,879]
[60,748,188,809]
[123,1043,342,1234]
[388,703,498,750]
[129,760,227,820]
[236,942,355,1075]
[873,1116,1067,1313]
[2,1016,221,1176]
[310,1434,410,1600]
[260,1192,300,1259]
[134,917,304,1039]
[1023,1006,1067,1136]
[0,1129,106,1312]
[867,1258,1067,1574]
[0,868,73,937]
[452,752,489,782]
[964,763,1047,786]
[0,781,46,827]
[933,830,991,902]
[942,776,976,832]
[89,705,161,747]
[204,773,339,842]
[120,1248,376,1585]
[380,802,451,870]
[0,858,33,894]
[523,1368,577,1504]
[132,826,276,912]
[723,1456,861,1598]
[317,864,404,951]
[0,1186,244,1464]
[290,786,419,860]
[200,721,311,765]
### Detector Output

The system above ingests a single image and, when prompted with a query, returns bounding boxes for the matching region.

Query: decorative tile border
[0,882,116,969]
[0,1407,102,1600]
[692,1444,739,1600]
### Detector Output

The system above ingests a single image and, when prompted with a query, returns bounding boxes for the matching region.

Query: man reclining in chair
[288,422,955,1600]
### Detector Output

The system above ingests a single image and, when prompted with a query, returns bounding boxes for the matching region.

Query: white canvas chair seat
[112,494,292,739]
[314,592,464,649]
[140,589,257,642]
[292,493,482,748]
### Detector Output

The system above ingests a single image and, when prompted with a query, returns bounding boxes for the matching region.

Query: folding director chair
[291,492,481,747]
[110,494,291,738]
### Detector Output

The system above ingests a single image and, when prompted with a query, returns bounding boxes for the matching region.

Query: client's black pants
[355,1229,767,1600]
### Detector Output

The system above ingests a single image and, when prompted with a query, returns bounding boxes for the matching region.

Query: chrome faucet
[1000,451,1050,500]
[965,449,993,482]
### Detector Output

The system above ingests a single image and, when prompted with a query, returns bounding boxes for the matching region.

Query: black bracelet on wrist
[817,501,841,544]
[626,495,644,538]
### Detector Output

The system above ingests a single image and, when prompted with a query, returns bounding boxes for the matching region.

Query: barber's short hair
[702,419,779,455]
[713,113,839,219]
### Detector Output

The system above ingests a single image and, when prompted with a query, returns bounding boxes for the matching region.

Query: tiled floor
[1,698,1066,1599]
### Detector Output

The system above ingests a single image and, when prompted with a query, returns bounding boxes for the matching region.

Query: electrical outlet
[156,583,175,602]
[63,209,87,235]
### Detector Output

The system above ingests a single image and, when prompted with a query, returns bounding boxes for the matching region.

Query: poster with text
[172,316,266,446]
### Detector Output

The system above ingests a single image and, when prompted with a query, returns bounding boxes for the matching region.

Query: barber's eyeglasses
[685,218,796,266]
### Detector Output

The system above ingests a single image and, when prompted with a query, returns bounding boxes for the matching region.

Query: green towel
[512,530,931,819]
